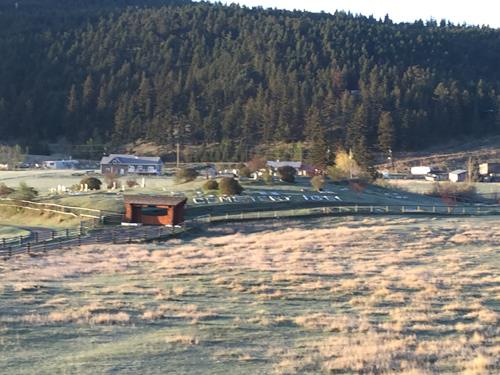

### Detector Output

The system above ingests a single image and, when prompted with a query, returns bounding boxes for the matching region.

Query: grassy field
[35,174,451,214]
[0,205,84,229]
[0,226,30,239]
[0,170,206,198]
[0,216,498,374]
[384,180,500,197]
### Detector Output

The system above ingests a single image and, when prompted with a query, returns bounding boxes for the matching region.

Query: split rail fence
[1,201,499,258]
[0,223,186,258]
[0,198,105,220]
[191,203,500,224]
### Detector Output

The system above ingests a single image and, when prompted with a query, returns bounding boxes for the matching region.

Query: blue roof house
[100,154,162,176]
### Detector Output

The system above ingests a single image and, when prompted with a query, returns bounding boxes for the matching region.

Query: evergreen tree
[377,111,395,153]
[82,74,95,109]
[305,107,328,168]
[0,0,498,151]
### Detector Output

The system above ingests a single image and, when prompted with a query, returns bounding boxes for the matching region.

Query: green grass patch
[0,226,30,239]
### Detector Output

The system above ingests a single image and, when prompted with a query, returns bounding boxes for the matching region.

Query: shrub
[10,182,38,200]
[428,182,477,203]
[176,168,199,183]
[126,179,139,188]
[203,179,219,191]
[277,166,296,183]
[80,177,102,190]
[239,166,251,178]
[311,175,325,191]
[0,183,14,197]
[219,177,244,195]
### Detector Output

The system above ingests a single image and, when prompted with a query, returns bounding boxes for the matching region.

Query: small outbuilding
[123,195,187,226]
[449,169,467,183]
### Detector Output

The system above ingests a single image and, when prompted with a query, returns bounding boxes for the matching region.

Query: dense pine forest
[1,0,499,164]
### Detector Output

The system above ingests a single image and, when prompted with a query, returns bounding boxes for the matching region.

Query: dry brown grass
[140,303,218,323]
[1,216,498,374]
[165,334,200,346]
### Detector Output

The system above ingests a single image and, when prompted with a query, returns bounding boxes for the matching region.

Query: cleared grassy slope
[0,216,498,374]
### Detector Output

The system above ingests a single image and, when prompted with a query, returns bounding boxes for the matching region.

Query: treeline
[0,0,499,166]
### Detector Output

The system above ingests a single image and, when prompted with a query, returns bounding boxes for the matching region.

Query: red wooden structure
[123,195,187,226]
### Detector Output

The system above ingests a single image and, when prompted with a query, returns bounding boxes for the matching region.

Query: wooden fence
[0,198,105,219]
[190,203,500,224]
[0,224,186,258]
[2,201,498,259]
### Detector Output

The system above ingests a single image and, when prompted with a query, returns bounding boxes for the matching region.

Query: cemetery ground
[0,169,465,227]
[0,216,498,374]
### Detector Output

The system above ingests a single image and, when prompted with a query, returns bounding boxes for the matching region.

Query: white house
[449,169,467,183]
[411,166,437,176]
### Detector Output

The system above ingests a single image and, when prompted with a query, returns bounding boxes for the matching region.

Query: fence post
[65,229,69,238]
[52,230,55,240]
[386,206,389,213]
[27,243,30,254]
[8,246,12,257]
[401,206,405,213]
[370,206,373,213]
[355,205,358,213]
[433,206,436,213]
[78,235,81,246]
[34,232,39,243]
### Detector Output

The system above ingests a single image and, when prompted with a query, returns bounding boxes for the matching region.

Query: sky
[196,0,500,28]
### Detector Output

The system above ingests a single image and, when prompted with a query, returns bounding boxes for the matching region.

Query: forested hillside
[1,0,499,164]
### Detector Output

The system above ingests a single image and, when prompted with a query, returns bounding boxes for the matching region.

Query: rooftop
[123,195,187,207]
[101,154,162,165]
[267,161,303,169]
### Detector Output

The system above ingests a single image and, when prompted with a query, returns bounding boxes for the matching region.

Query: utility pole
[388,148,394,170]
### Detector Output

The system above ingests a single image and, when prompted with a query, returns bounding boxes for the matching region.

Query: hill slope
[0,0,499,163]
